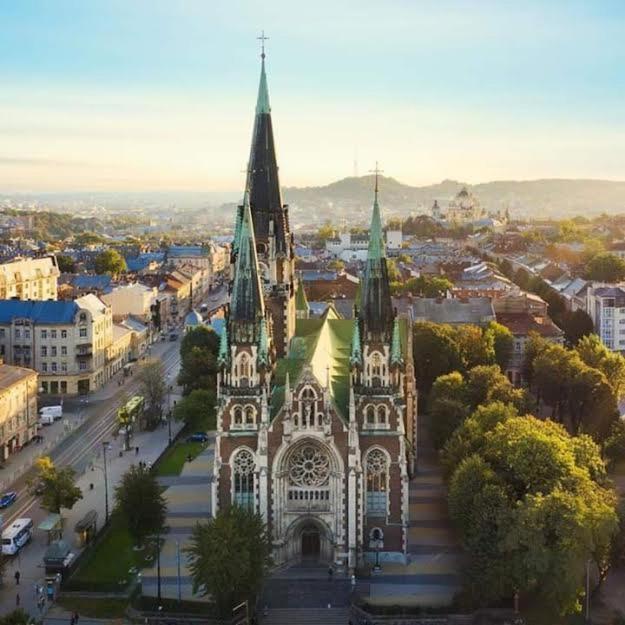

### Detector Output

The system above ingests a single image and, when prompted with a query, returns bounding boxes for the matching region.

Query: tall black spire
[360,165,394,337]
[247,38,288,253]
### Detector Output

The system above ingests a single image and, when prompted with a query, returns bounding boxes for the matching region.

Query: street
[0,336,183,616]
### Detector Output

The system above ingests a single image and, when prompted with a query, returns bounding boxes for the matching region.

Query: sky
[1,0,625,192]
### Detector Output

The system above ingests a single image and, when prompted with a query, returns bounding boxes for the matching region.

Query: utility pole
[102,441,109,523]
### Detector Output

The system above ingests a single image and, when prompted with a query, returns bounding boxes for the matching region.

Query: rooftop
[496,312,563,338]
[0,300,79,325]
[0,363,36,390]
[409,297,495,325]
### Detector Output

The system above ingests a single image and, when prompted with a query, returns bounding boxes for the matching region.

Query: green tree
[586,252,625,282]
[327,259,345,272]
[455,325,496,370]
[114,464,167,546]
[577,333,625,399]
[604,420,625,468]
[173,389,216,431]
[138,360,167,427]
[0,610,31,625]
[560,309,594,346]
[316,222,335,245]
[430,398,470,450]
[178,326,220,395]
[94,248,127,275]
[55,254,76,273]
[429,371,466,408]
[185,506,272,617]
[28,456,82,514]
[486,322,514,371]
[412,322,463,396]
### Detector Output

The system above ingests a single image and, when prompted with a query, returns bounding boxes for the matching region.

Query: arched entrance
[300,524,321,561]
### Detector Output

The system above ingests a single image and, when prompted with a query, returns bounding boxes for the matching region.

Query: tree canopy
[586,252,625,282]
[177,326,220,395]
[185,506,272,617]
[447,411,618,614]
[138,360,167,427]
[28,456,82,514]
[173,388,216,431]
[94,248,127,275]
[114,464,167,546]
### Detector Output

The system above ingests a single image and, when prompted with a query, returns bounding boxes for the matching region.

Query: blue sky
[1,0,624,191]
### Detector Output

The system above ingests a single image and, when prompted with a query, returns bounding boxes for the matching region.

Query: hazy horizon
[2,1,625,193]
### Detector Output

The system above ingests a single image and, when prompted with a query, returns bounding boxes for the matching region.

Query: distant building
[300,270,359,301]
[0,363,38,459]
[0,256,60,301]
[451,262,517,299]
[494,293,564,385]
[404,296,495,326]
[586,286,625,351]
[101,283,157,323]
[431,187,485,224]
[0,294,113,395]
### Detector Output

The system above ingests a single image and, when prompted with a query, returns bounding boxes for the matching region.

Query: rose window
[289,445,330,487]
[366,449,387,476]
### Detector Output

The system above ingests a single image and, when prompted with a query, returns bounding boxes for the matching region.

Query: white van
[1,518,33,555]
[39,413,54,425]
[40,405,63,420]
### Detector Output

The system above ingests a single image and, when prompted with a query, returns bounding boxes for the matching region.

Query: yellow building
[0,363,38,460]
[0,256,60,300]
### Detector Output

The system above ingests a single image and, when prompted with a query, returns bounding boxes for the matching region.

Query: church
[211,49,417,572]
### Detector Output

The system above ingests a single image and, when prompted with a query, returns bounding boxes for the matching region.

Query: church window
[289,445,330,487]
[233,449,255,510]
[366,405,376,425]
[377,405,388,425]
[369,351,386,386]
[366,449,388,517]
[245,405,256,425]
[233,406,243,426]
[299,386,318,428]
[236,352,251,387]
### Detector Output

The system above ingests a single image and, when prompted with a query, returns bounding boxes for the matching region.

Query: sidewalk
[0,338,179,493]
[0,418,184,617]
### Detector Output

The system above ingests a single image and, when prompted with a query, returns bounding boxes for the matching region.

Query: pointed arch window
[245,405,256,425]
[366,449,389,517]
[369,351,386,387]
[365,405,376,425]
[236,352,252,387]
[299,386,320,428]
[233,406,243,426]
[233,449,255,510]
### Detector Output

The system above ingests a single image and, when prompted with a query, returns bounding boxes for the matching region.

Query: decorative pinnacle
[257,30,269,59]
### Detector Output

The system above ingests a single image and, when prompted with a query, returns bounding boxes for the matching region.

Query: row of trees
[174,326,220,430]
[411,321,514,398]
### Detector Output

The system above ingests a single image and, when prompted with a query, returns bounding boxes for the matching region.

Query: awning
[74,510,97,533]
[38,513,62,532]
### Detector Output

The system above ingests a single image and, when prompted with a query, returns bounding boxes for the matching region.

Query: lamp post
[102,441,110,523]
[167,384,173,444]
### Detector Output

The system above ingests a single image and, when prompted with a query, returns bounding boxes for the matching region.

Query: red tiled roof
[496,312,563,338]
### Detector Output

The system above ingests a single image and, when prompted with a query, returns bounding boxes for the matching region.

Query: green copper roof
[270,317,353,420]
[367,191,385,260]
[391,318,403,366]
[218,322,229,366]
[295,277,309,313]
[256,58,271,115]
[230,194,265,328]
[350,319,362,366]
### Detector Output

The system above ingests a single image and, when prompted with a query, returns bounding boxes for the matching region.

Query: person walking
[327,565,333,581]
[14,570,20,585]
[16,593,20,606]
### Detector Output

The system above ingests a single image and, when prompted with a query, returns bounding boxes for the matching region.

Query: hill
[282,176,625,221]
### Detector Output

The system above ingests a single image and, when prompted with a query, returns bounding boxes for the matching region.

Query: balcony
[287,487,331,512]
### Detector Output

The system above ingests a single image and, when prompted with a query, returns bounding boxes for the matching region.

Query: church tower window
[366,449,389,517]
[233,449,255,510]
[233,406,243,426]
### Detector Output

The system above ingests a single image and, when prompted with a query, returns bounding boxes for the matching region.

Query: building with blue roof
[0,294,113,396]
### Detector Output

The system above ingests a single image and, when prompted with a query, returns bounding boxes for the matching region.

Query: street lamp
[102,441,110,523]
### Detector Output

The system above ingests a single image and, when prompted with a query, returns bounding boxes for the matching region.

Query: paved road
[0,336,183,617]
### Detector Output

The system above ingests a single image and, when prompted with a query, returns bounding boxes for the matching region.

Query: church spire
[229,193,265,340]
[360,165,394,336]
[247,37,287,252]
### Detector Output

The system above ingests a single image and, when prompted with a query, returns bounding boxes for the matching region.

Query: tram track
[2,347,181,526]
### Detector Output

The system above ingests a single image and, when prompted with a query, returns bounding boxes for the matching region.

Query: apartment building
[0,255,60,300]
[0,294,113,395]
[0,363,38,460]
[586,286,625,352]
[101,282,157,322]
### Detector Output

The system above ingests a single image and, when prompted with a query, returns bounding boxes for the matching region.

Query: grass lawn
[57,597,129,619]
[68,514,154,591]
[156,440,206,476]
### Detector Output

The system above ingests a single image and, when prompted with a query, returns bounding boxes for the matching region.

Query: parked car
[187,432,209,443]
[0,491,17,509]
[169,332,178,341]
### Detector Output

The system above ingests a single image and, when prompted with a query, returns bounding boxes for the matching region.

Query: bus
[2,518,33,555]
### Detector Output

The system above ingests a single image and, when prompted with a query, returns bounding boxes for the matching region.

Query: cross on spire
[369,161,384,196]
[257,30,269,59]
